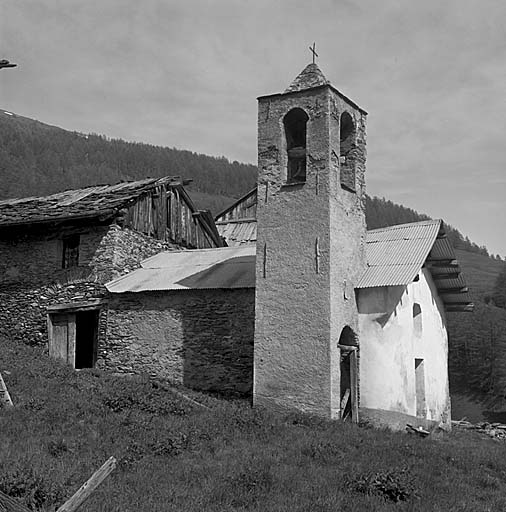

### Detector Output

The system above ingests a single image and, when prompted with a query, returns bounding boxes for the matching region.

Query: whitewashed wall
[357,268,451,429]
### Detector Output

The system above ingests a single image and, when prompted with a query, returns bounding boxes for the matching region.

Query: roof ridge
[367,219,441,233]
[0,175,182,205]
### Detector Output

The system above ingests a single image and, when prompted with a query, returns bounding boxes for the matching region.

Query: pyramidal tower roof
[284,63,330,93]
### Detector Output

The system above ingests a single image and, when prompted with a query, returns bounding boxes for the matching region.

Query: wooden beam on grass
[56,457,116,512]
[0,490,31,512]
[0,371,13,407]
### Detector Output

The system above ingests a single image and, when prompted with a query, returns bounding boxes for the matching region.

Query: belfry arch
[339,111,356,191]
[283,107,309,184]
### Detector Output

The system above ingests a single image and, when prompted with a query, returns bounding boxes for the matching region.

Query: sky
[1,0,505,256]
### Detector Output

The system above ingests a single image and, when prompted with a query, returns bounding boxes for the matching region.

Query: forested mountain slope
[0,109,257,207]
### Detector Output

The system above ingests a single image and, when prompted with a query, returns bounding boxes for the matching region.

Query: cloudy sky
[2,0,505,256]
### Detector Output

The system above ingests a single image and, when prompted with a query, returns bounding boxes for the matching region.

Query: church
[105,61,473,430]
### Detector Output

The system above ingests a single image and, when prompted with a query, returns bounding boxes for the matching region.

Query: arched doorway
[338,326,358,422]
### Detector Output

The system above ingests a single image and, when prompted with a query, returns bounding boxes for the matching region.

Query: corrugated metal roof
[357,220,441,288]
[357,219,473,310]
[107,219,472,310]
[216,220,257,247]
[106,246,256,292]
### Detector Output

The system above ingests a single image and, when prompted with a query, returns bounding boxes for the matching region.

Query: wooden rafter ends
[445,304,474,312]
[439,287,469,294]
[426,259,459,267]
[432,273,461,280]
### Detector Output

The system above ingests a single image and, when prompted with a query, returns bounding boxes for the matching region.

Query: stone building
[105,245,255,394]
[0,176,223,369]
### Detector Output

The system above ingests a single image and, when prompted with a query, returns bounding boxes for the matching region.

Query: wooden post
[56,457,116,512]
[349,349,359,423]
[340,388,350,418]
[0,371,13,407]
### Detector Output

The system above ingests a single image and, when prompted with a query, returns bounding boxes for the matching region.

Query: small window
[340,112,356,192]
[414,358,426,417]
[62,235,80,268]
[413,303,422,337]
[284,108,309,184]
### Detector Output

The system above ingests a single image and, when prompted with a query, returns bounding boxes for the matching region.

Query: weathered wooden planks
[123,183,222,249]
[56,457,117,512]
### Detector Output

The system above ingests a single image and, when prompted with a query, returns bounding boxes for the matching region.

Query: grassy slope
[2,338,506,511]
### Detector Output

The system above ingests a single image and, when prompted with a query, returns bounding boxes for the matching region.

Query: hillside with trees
[1,108,505,408]
[0,109,257,210]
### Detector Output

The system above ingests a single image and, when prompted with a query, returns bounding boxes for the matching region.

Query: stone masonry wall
[254,82,367,418]
[0,222,179,350]
[105,289,255,396]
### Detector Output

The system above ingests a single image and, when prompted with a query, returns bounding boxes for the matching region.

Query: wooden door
[48,313,76,367]
[338,345,359,423]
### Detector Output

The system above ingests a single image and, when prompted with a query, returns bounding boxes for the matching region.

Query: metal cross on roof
[309,42,318,64]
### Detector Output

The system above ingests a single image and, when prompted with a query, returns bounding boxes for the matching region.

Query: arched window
[284,108,308,184]
[413,303,422,337]
[340,112,356,192]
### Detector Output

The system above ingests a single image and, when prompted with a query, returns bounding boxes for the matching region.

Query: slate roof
[106,246,256,292]
[284,63,330,93]
[0,176,181,227]
[257,64,367,114]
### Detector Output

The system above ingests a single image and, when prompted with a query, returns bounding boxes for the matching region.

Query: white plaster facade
[357,268,451,428]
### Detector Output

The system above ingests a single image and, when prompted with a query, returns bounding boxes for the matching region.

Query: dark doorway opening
[75,310,99,369]
[338,326,359,422]
[340,351,352,420]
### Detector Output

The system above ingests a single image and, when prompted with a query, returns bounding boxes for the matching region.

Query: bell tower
[253,62,368,418]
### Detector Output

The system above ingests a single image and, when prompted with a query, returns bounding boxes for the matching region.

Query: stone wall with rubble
[0,221,179,348]
[104,289,255,396]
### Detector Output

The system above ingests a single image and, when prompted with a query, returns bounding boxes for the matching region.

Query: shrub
[0,466,66,510]
[350,468,417,503]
